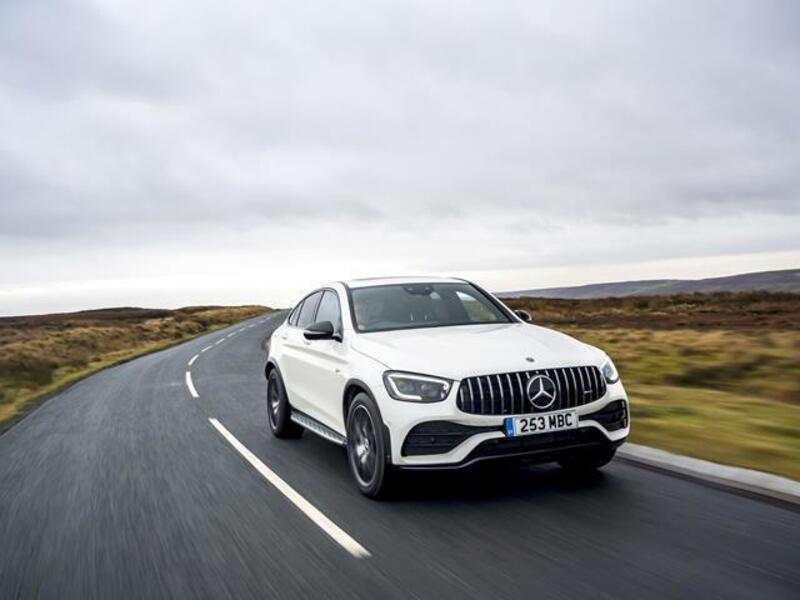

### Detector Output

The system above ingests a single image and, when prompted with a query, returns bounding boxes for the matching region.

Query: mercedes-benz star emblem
[526,375,557,410]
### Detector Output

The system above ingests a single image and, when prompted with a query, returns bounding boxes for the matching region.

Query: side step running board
[290,411,347,446]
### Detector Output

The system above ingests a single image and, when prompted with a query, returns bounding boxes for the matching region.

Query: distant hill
[498,268,800,299]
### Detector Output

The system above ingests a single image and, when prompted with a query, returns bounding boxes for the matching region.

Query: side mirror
[514,309,532,322]
[303,321,341,341]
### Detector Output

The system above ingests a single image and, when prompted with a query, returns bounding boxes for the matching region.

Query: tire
[558,446,616,474]
[267,369,303,439]
[346,393,395,499]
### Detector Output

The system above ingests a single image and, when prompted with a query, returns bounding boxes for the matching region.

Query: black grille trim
[401,421,500,456]
[581,399,628,431]
[464,428,612,464]
[457,366,607,415]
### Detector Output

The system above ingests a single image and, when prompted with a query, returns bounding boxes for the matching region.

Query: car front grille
[457,366,607,415]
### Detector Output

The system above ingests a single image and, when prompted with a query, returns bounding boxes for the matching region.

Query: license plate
[504,409,578,438]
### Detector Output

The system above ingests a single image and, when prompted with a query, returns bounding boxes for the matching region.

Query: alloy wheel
[268,378,281,428]
[349,405,378,486]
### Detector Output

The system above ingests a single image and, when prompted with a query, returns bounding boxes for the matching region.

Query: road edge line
[207,418,371,559]
[617,443,800,506]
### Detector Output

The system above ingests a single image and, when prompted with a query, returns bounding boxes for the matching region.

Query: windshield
[350,282,511,332]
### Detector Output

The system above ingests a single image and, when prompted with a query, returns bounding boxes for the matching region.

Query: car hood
[350,323,604,380]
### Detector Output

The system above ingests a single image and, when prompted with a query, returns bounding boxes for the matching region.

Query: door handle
[280,334,288,340]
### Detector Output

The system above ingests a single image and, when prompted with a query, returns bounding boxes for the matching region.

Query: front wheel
[346,393,394,498]
[267,369,303,439]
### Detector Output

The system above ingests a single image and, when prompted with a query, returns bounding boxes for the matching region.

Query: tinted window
[288,303,302,326]
[296,292,323,328]
[351,283,510,332]
[315,291,342,333]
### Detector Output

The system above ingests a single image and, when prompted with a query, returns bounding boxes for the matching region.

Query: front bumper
[377,378,630,468]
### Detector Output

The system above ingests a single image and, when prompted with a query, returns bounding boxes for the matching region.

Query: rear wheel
[558,446,616,473]
[267,369,303,439]
[346,393,394,498]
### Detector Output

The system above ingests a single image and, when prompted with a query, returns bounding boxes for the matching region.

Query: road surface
[1,313,798,599]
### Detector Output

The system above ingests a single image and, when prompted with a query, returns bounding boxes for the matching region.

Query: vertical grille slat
[593,367,605,398]
[553,368,563,402]
[587,367,597,399]
[584,367,594,400]
[457,366,605,415]
[467,379,475,414]
[569,369,578,408]
[496,375,505,414]
[504,374,513,415]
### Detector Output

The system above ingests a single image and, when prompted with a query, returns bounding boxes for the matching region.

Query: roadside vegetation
[505,292,800,480]
[0,305,271,426]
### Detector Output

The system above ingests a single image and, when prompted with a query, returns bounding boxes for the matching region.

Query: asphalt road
[1,313,798,599]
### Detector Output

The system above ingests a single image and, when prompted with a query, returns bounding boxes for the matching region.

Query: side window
[288,302,303,326]
[315,291,342,333]
[296,292,323,328]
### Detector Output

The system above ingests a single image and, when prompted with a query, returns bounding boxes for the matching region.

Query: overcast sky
[1,0,798,315]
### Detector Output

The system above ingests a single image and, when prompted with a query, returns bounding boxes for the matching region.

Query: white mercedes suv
[266,277,629,498]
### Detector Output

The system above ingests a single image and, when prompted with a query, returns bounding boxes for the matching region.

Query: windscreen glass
[351,283,510,332]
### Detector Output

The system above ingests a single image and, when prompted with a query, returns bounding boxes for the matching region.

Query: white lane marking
[208,418,371,559]
[201,345,213,353]
[227,333,236,338]
[215,339,224,346]
[188,354,199,367]
[238,328,246,332]
[185,371,199,398]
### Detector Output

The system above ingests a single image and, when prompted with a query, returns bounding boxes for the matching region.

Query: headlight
[601,358,620,384]
[383,371,452,402]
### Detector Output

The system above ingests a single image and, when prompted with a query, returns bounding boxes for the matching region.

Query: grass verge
[505,292,800,480]
[0,305,271,428]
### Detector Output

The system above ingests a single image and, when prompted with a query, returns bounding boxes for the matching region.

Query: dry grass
[505,292,800,480]
[505,291,800,331]
[0,305,271,424]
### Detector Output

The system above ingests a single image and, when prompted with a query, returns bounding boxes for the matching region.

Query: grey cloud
[0,0,798,262]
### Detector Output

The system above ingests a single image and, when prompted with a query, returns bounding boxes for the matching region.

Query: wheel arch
[265,357,282,380]
[343,378,392,464]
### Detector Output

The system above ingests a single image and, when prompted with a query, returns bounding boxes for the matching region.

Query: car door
[299,290,349,431]
[280,291,323,413]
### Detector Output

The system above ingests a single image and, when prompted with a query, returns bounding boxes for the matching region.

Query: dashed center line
[185,371,199,398]
[214,339,224,346]
[201,345,213,353]
[188,354,199,367]
[208,418,371,559]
